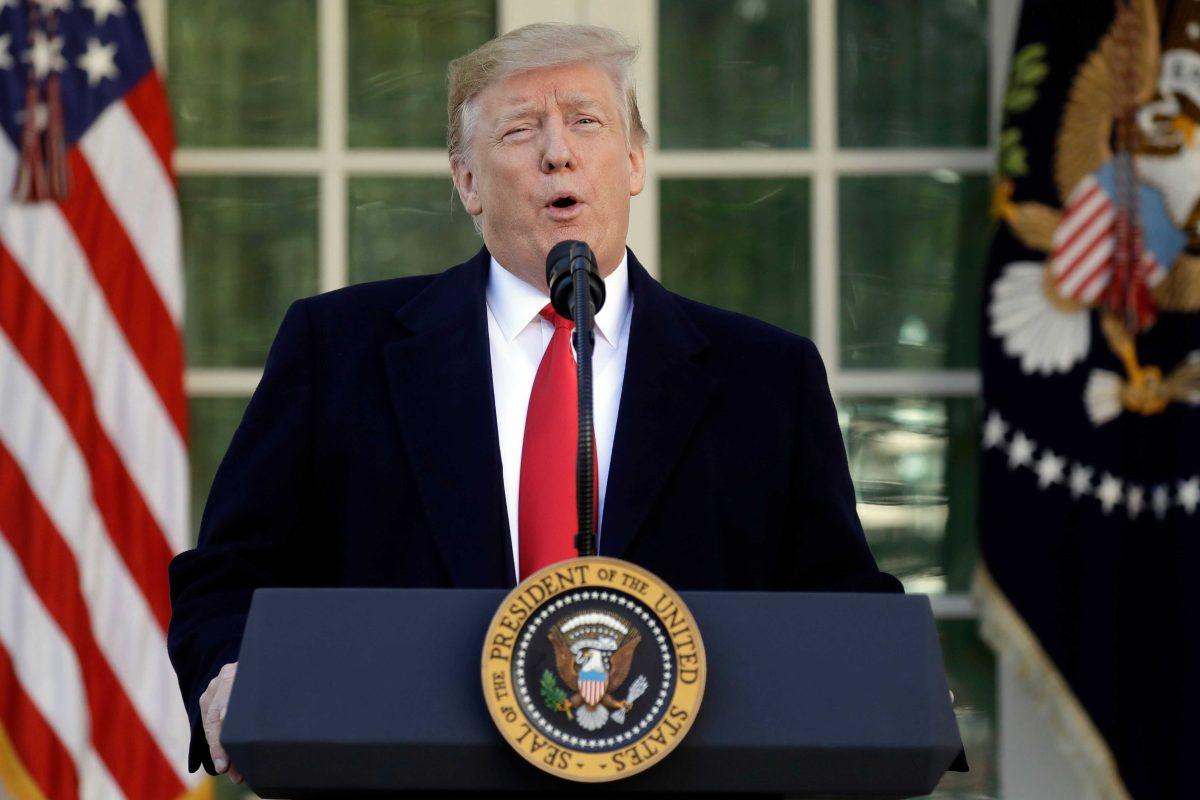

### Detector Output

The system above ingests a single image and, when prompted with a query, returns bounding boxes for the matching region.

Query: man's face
[452,61,646,289]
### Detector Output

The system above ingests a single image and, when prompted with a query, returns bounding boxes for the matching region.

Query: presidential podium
[221,588,966,798]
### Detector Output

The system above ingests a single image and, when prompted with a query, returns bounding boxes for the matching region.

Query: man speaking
[167,23,901,783]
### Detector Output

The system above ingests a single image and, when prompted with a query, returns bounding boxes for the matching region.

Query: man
[167,23,901,784]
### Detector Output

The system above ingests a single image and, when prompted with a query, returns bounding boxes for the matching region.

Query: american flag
[1049,170,1165,310]
[0,1,200,799]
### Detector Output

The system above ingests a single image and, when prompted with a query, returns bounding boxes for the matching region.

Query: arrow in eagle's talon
[612,675,649,724]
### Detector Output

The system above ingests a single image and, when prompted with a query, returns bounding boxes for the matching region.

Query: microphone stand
[546,240,605,560]
[571,254,598,558]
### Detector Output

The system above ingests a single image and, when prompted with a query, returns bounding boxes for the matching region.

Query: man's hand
[199,662,242,784]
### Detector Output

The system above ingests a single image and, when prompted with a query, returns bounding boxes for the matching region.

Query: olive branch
[540,669,572,719]
[999,43,1049,178]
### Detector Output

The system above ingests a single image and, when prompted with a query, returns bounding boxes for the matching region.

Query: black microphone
[544,241,605,559]
[546,240,606,322]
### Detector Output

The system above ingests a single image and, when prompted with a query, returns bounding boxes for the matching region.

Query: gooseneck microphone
[544,241,606,558]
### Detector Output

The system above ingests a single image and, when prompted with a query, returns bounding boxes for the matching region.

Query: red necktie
[518,304,597,579]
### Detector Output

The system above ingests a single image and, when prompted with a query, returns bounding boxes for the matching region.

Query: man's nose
[540,121,574,173]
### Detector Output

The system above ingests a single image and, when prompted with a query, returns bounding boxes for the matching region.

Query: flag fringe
[0,721,47,800]
[0,720,214,800]
[176,778,215,800]
[973,564,1131,800]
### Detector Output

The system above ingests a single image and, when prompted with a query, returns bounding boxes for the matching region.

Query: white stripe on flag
[0,332,192,782]
[79,100,184,325]
[80,749,127,800]
[0,141,189,555]
[0,534,126,800]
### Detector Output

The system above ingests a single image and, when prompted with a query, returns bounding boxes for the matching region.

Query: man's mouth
[545,193,584,220]
[548,193,579,209]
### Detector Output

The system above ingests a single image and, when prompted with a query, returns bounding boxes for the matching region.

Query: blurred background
[156,1,1004,797]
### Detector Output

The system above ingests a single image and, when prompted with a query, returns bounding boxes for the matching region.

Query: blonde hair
[446,23,648,168]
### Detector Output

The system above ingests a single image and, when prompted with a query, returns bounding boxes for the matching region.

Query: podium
[222,588,966,798]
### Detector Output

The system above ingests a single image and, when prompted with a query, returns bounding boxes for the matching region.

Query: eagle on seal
[548,611,642,731]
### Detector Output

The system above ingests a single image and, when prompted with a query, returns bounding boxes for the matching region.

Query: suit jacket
[167,247,901,772]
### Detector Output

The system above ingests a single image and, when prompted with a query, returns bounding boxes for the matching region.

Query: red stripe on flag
[0,243,175,630]
[0,445,185,800]
[57,148,188,442]
[0,647,79,800]
[122,73,177,185]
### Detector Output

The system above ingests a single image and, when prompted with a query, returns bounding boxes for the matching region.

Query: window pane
[840,174,990,370]
[659,0,809,149]
[168,1,318,147]
[188,397,250,546]
[660,178,810,335]
[839,397,980,594]
[348,177,481,284]
[838,0,989,148]
[927,621,998,799]
[348,0,496,148]
[182,176,319,367]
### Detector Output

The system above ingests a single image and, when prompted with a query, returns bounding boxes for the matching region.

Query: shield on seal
[579,667,607,708]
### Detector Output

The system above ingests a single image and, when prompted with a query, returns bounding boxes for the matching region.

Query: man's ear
[628,143,646,197]
[451,161,483,216]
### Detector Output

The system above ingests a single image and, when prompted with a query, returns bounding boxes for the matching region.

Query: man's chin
[547,221,602,246]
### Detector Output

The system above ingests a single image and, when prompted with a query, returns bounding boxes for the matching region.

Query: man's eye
[577,117,598,125]
[506,127,531,137]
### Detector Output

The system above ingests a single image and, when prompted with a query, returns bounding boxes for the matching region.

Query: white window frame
[147,0,1022,617]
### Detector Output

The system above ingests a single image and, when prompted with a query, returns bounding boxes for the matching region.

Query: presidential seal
[481,557,705,782]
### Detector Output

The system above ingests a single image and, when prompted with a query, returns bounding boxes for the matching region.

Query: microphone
[546,240,606,323]
[544,241,605,559]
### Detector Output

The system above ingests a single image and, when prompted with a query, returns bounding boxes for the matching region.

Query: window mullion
[185,368,264,397]
[498,0,584,31]
[837,370,982,397]
[811,0,839,392]
[319,0,348,294]
[140,0,167,71]
[989,0,1023,150]
[579,0,659,276]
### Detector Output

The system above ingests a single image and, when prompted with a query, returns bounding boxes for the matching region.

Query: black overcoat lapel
[600,251,717,559]
[383,248,517,587]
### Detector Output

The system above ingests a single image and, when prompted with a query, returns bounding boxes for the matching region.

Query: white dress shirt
[486,252,633,576]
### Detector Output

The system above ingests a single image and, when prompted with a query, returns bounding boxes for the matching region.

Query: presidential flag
[0,1,202,799]
[978,1,1200,797]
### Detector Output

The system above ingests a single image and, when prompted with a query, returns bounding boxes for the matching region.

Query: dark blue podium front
[222,588,965,798]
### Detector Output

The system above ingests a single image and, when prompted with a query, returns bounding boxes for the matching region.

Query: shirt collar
[486,250,631,348]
